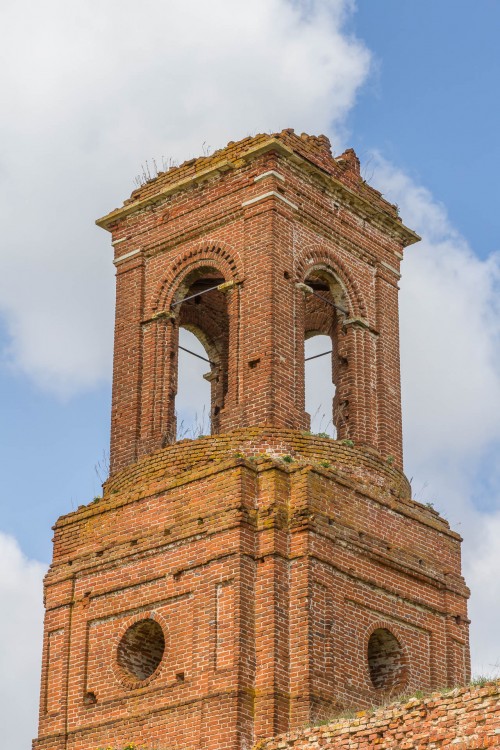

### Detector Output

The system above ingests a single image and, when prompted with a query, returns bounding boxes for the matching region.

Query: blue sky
[349,0,500,260]
[0,2,499,747]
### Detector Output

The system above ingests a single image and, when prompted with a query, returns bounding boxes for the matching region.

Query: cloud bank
[0,533,46,748]
[0,0,369,397]
[372,155,500,674]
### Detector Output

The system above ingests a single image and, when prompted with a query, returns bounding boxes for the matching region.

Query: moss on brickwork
[98,129,410,230]
[100,427,411,501]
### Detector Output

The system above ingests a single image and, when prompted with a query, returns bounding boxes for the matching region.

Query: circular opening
[367,628,406,690]
[117,618,165,681]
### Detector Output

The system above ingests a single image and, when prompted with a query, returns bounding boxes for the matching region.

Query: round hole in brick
[117,618,165,681]
[367,628,406,690]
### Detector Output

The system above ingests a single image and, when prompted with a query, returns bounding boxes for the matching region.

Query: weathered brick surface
[34,432,469,750]
[255,682,500,750]
[96,129,419,475]
[34,132,470,750]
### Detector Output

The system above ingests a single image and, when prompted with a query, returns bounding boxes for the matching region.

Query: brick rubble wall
[255,682,500,750]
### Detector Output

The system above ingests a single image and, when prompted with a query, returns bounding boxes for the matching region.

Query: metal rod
[171,283,222,307]
[178,345,215,366]
[305,350,332,362]
[310,289,348,315]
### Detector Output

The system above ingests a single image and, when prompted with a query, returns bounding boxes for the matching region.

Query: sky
[0,1,499,747]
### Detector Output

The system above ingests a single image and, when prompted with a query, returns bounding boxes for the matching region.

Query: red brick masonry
[255,681,500,750]
[95,129,419,474]
[34,430,470,750]
[34,131,470,750]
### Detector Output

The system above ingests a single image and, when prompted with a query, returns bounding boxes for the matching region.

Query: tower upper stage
[97,130,419,476]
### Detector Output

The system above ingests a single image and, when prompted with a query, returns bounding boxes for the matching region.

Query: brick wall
[96,129,419,474]
[34,431,469,750]
[255,681,500,750]
[34,133,470,750]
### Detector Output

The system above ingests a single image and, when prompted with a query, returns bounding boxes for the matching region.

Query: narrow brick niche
[367,628,407,691]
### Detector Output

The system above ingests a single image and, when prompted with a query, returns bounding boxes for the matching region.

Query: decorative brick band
[242,190,298,209]
[254,170,286,182]
[113,248,142,265]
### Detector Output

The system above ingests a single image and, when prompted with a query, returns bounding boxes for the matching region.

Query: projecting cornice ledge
[96,138,420,248]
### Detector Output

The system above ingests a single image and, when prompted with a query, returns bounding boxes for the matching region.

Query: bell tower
[34,131,470,750]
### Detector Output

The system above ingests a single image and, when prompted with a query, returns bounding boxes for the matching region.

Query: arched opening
[176,328,212,439]
[302,267,348,438]
[305,333,336,437]
[173,267,229,438]
[367,628,407,691]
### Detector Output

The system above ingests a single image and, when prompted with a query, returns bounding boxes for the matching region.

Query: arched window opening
[173,267,229,439]
[302,268,349,439]
[176,328,212,439]
[305,333,336,437]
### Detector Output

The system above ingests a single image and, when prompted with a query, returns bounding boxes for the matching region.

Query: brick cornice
[96,137,420,248]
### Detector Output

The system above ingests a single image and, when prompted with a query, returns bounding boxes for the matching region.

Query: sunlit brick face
[102,131,421,474]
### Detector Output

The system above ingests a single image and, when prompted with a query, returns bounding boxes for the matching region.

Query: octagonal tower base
[34,430,469,750]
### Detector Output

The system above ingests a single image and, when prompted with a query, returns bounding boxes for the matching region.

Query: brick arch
[151,242,242,315]
[149,244,239,441]
[362,620,410,694]
[296,246,367,318]
[179,294,230,433]
[304,300,335,339]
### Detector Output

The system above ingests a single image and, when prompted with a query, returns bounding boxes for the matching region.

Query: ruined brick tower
[34,131,470,750]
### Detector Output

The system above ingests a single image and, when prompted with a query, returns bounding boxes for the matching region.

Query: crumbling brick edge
[254,681,500,749]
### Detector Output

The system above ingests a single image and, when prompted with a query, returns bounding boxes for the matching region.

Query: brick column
[375,265,403,465]
[110,254,144,474]
[240,194,307,430]
[138,314,178,456]
[253,468,291,739]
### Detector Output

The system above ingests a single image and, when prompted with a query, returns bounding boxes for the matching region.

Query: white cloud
[0,533,46,750]
[372,155,500,675]
[0,0,370,397]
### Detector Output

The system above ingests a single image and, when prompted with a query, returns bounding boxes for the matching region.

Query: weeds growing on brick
[312,679,499,728]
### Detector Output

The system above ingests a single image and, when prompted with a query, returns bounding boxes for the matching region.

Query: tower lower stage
[34,429,469,750]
